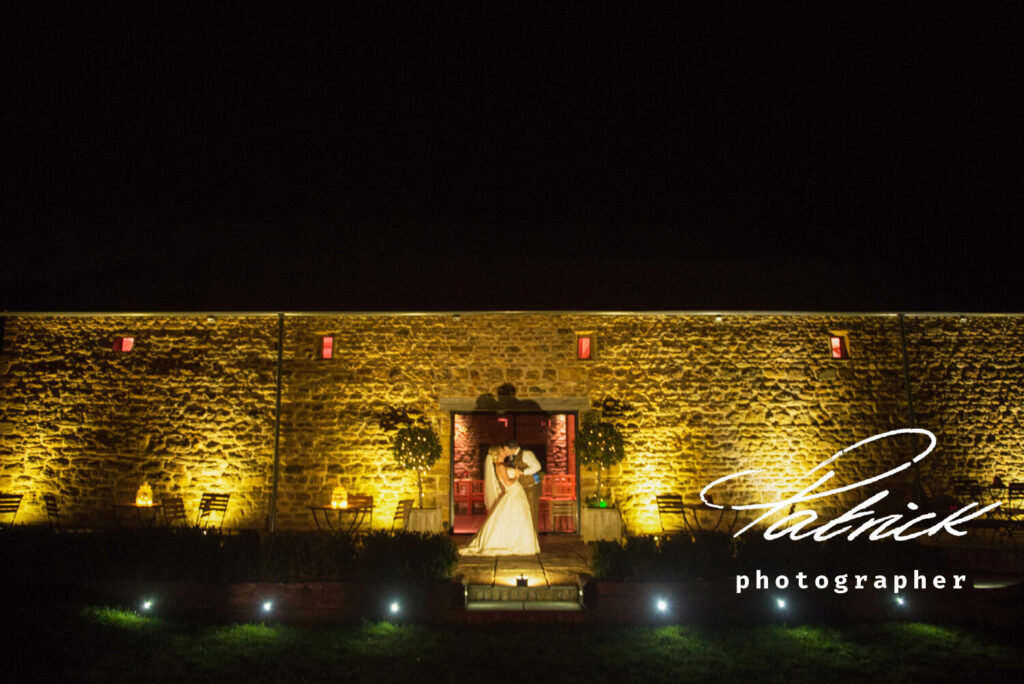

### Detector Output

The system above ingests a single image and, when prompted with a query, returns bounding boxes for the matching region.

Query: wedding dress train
[459,474,540,556]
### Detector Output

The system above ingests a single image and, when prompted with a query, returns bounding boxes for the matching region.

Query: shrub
[0,527,458,584]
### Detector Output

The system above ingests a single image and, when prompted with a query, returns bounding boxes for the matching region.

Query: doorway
[450,412,577,534]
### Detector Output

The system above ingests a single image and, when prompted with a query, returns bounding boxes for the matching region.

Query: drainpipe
[268,313,284,533]
[898,313,922,499]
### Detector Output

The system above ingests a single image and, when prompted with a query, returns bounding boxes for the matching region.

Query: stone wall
[0,315,277,528]
[1,312,1021,533]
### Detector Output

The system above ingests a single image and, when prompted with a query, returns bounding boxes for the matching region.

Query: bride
[459,446,540,556]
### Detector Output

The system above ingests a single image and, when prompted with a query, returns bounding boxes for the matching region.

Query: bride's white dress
[459,466,540,556]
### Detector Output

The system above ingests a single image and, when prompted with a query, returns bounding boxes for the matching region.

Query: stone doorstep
[465,584,582,604]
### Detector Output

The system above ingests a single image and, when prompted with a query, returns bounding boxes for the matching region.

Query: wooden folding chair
[162,497,188,528]
[43,494,62,529]
[1002,483,1024,537]
[196,493,230,531]
[0,493,22,527]
[392,498,414,532]
[655,494,686,533]
[549,499,577,533]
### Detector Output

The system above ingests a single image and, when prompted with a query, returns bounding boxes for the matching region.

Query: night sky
[3,2,1021,313]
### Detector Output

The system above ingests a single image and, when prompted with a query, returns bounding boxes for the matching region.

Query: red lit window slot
[577,336,592,360]
[830,336,847,359]
[113,337,134,352]
[321,336,333,359]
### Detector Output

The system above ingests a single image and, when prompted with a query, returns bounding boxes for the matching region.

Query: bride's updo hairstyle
[489,445,505,462]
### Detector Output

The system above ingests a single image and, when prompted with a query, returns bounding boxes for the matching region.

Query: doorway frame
[448,409,580,535]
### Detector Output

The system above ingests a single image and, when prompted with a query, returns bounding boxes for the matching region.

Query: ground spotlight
[895,595,905,606]
[262,600,273,612]
[141,599,154,612]
[655,598,668,613]
[389,601,400,615]
[776,598,787,610]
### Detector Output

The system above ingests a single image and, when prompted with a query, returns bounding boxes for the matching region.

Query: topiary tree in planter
[392,424,442,508]
[575,420,626,506]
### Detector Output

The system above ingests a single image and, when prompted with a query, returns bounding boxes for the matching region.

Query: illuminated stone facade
[1,313,1021,532]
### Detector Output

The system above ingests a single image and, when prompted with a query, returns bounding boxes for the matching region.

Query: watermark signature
[700,428,1002,541]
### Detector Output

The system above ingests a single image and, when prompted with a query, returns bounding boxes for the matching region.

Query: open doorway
[451,412,577,534]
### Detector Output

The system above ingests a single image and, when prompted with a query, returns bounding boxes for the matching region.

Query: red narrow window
[829,334,849,359]
[321,336,333,359]
[113,336,134,352]
[576,334,593,360]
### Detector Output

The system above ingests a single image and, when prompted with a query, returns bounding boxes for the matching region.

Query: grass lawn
[4,600,1022,683]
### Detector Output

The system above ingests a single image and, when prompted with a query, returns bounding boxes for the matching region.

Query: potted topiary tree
[575,420,626,507]
[391,424,442,508]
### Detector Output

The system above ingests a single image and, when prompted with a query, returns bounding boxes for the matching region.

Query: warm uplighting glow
[330,485,348,509]
[135,483,153,506]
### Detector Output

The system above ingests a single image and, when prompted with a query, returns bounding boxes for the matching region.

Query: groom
[503,439,544,532]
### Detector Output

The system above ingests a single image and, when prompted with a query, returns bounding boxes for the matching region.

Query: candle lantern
[136,483,153,506]
[331,485,348,509]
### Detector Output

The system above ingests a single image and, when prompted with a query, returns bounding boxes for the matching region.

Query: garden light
[141,599,153,611]
[895,596,905,606]
[776,598,786,609]
[263,601,273,612]
[656,598,668,613]
[390,601,400,614]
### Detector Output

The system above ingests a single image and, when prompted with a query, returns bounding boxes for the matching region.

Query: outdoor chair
[655,494,686,534]
[952,479,984,501]
[392,498,414,532]
[43,494,62,529]
[0,493,23,527]
[548,475,575,499]
[162,497,188,528]
[1002,482,1024,537]
[0,491,23,528]
[549,499,577,533]
[454,479,473,516]
[196,493,230,532]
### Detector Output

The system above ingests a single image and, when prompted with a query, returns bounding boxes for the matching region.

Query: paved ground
[452,534,593,586]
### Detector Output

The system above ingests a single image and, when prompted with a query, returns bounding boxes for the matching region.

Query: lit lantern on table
[136,483,153,506]
[331,485,348,509]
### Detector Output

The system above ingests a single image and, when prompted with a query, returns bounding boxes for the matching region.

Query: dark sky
[2,2,1021,312]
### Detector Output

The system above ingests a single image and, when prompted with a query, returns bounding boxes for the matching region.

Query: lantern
[331,485,348,509]
[136,483,153,506]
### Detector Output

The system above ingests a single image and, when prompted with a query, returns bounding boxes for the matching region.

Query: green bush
[0,527,458,584]
[591,532,950,582]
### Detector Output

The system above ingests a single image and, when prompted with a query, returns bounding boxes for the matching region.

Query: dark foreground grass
[5,603,1022,683]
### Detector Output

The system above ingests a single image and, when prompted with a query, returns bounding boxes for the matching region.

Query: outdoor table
[680,502,739,534]
[406,507,442,533]
[113,502,164,527]
[582,506,624,542]
[309,505,371,534]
